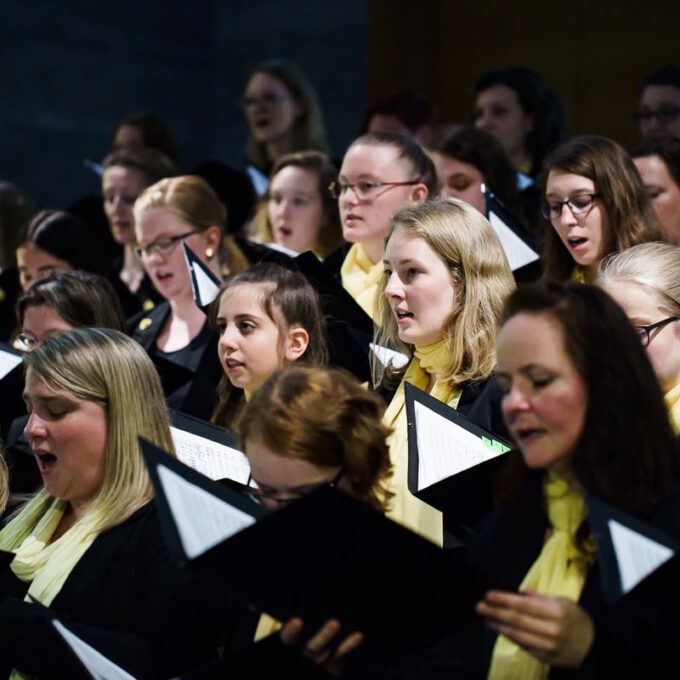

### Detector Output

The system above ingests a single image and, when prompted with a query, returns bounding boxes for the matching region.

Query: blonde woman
[598,242,680,431]
[376,198,515,544]
[0,329,227,677]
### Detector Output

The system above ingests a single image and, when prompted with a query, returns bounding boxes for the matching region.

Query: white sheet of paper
[608,518,675,594]
[193,263,220,306]
[488,210,539,271]
[170,426,250,484]
[158,464,256,559]
[413,401,504,490]
[52,620,136,680]
[0,349,22,380]
[369,343,409,369]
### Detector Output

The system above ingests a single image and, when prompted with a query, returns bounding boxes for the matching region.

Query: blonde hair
[134,175,247,277]
[24,328,175,532]
[374,198,515,387]
[598,242,680,316]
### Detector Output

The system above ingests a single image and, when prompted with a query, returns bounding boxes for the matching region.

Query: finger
[488,621,559,657]
[477,600,561,639]
[305,619,342,657]
[483,590,563,620]
[333,631,364,659]
[280,616,305,645]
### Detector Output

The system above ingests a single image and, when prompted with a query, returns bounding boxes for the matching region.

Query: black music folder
[140,437,480,662]
[586,494,680,605]
[484,187,540,282]
[183,243,222,312]
[405,382,511,537]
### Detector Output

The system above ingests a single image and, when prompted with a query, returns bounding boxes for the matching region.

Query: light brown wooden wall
[369,0,680,147]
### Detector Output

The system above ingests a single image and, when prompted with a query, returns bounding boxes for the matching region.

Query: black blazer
[0,502,240,679]
[129,302,222,421]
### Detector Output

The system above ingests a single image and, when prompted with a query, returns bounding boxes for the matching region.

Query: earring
[205,247,215,260]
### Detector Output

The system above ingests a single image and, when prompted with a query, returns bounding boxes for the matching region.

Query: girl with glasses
[337,131,437,318]
[132,175,246,421]
[541,135,662,283]
[598,242,680,432]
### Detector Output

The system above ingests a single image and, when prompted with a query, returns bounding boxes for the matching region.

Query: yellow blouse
[665,382,680,434]
[341,242,384,319]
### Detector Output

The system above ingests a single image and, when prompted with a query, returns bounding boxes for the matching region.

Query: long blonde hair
[374,198,515,387]
[24,328,174,532]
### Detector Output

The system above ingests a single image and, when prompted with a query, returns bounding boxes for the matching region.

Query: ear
[409,183,430,204]
[283,325,310,362]
[203,226,222,255]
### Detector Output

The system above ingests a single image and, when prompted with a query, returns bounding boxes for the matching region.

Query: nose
[384,271,404,300]
[475,110,492,130]
[555,203,578,226]
[218,324,238,354]
[502,384,530,419]
[24,411,47,441]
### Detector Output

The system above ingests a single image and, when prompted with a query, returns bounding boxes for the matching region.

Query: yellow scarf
[340,243,384,319]
[665,382,680,434]
[571,267,586,283]
[383,341,460,545]
[487,474,592,680]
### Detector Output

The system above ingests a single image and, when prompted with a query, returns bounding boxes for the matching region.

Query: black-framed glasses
[134,230,198,259]
[329,180,421,200]
[240,92,294,109]
[635,106,680,124]
[245,466,345,508]
[634,316,679,347]
[540,194,600,221]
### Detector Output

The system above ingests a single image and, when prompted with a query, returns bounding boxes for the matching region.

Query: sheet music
[192,263,220,306]
[171,426,250,483]
[52,620,136,680]
[608,519,675,594]
[414,401,506,490]
[488,210,539,271]
[158,465,256,559]
[369,343,409,369]
[0,349,22,379]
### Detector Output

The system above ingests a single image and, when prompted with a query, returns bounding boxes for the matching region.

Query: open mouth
[514,427,544,441]
[567,236,588,249]
[35,451,57,471]
[395,310,414,320]
[277,227,292,238]
[156,272,173,282]
[225,359,244,370]
[254,117,270,129]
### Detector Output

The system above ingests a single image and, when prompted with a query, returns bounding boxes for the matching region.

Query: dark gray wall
[0,1,367,208]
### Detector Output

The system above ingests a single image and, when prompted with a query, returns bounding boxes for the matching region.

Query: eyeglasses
[329,180,421,200]
[634,316,679,347]
[540,194,600,221]
[635,106,680,124]
[240,92,294,109]
[13,332,39,352]
[245,467,345,508]
[134,230,198,259]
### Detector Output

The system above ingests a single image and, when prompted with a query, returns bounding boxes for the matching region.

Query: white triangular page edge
[0,349,22,380]
[192,263,221,307]
[157,465,256,560]
[488,209,539,271]
[608,518,675,594]
[369,343,409,369]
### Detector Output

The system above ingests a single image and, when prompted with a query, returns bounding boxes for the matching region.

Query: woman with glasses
[541,135,662,283]
[630,136,680,245]
[598,242,680,432]
[241,59,329,196]
[248,150,343,257]
[132,175,246,420]
[336,131,437,318]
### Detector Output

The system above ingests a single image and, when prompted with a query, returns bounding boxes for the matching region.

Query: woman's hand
[476,589,594,668]
[280,617,364,677]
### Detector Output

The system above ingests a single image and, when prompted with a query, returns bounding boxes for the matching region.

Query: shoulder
[458,375,509,440]
[127,302,170,339]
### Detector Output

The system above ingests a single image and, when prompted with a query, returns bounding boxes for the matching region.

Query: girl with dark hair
[473,67,566,181]
[211,262,328,430]
[630,135,680,244]
[336,131,436,318]
[473,282,680,677]
[541,135,663,282]
[248,150,342,257]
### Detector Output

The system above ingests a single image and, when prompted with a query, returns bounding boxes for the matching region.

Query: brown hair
[540,135,663,282]
[249,150,342,256]
[239,365,392,510]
